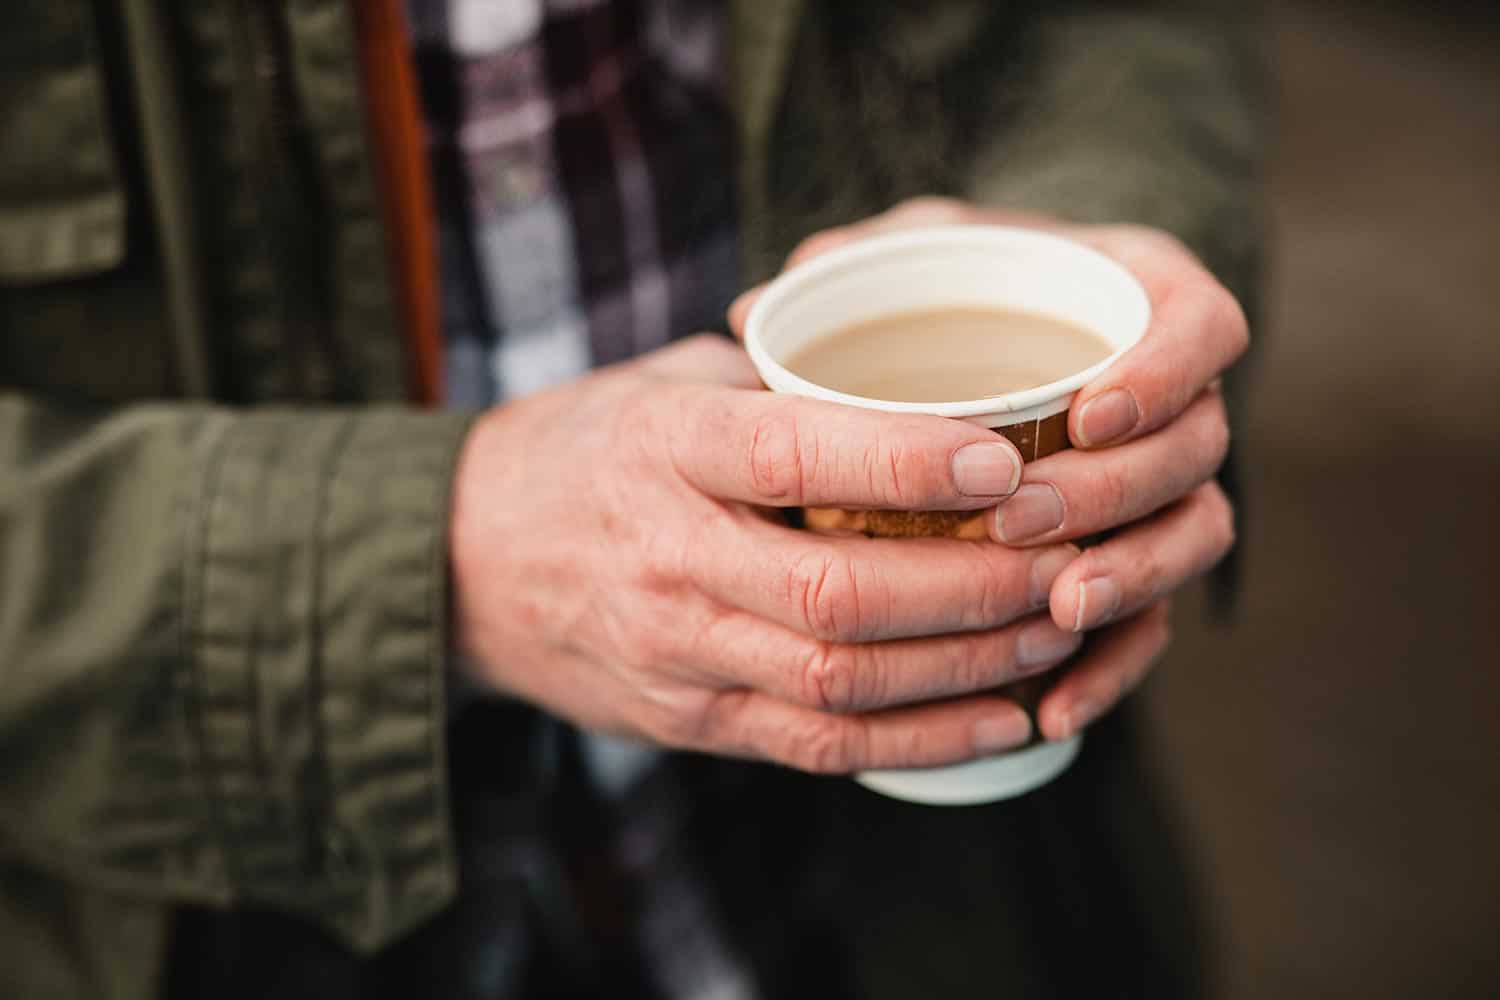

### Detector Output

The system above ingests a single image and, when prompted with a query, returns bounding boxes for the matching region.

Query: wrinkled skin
[450,197,1247,773]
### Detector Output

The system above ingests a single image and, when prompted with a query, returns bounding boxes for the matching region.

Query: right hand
[449,335,1083,773]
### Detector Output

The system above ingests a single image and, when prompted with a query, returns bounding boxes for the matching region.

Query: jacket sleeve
[964,0,1267,309]
[0,392,472,954]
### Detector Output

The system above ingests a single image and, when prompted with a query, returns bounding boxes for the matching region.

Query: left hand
[729,197,1249,742]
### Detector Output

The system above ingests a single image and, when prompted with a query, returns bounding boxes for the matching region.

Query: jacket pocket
[0,2,125,286]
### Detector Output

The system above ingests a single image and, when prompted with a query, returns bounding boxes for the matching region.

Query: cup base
[855,735,1083,806]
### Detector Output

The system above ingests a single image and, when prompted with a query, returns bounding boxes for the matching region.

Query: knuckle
[1134,545,1168,601]
[1107,224,1186,258]
[685,689,745,753]
[863,434,923,508]
[798,642,862,714]
[790,230,846,266]
[645,387,706,475]
[870,435,905,506]
[892,195,965,223]
[746,409,814,504]
[885,441,908,506]
[957,558,1012,631]
[785,548,865,642]
[677,332,740,372]
[616,386,663,446]
[1072,547,1108,583]
[1093,461,1131,522]
[680,330,728,355]
[640,515,700,589]
[1190,398,1233,475]
[634,684,712,749]
[640,703,693,749]
[1205,395,1233,460]
[622,619,678,672]
[948,634,996,691]
[1142,226,1190,258]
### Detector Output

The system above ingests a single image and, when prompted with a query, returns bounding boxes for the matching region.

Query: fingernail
[1057,699,1101,741]
[1017,620,1082,668]
[973,710,1032,754]
[952,442,1021,497]
[1077,388,1140,447]
[1073,578,1122,632]
[1028,545,1079,609]
[996,484,1064,543]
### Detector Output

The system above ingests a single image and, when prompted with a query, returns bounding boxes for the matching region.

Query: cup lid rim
[742,224,1152,417]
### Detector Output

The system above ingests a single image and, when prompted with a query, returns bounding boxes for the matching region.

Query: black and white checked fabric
[405,2,751,996]
[407,0,740,405]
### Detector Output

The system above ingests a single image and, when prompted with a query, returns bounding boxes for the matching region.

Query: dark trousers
[168,696,1207,999]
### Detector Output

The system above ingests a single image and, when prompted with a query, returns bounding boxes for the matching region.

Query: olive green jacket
[0,1,1261,996]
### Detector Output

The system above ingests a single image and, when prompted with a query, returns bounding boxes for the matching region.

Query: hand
[730,197,1249,741]
[450,334,1084,773]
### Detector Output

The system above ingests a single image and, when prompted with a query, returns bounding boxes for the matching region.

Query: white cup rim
[743,224,1152,417]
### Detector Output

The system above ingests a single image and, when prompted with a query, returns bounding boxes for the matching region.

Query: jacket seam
[183,415,239,899]
[424,418,471,904]
[307,414,359,873]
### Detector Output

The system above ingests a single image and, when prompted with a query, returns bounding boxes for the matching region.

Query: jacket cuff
[187,406,473,952]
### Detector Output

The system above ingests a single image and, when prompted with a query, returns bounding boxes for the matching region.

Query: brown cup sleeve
[803,410,1072,540]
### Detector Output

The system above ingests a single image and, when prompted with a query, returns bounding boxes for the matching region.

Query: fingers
[700,688,1036,773]
[1035,600,1173,742]
[990,390,1230,546]
[632,332,764,389]
[691,607,1081,715]
[1044,482,1236,634]
[663,597,1170,773]
[690,513,1078,642]
[1070,234,1250,449]
[662,385,1025,509]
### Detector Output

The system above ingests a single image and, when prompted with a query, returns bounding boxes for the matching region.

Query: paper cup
[743,225,1151,806]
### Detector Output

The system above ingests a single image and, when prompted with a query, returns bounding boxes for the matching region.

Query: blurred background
[1147,1,1500,997]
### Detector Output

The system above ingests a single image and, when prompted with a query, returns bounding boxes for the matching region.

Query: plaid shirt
[406,0,739,405]
[405,1,751,996]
